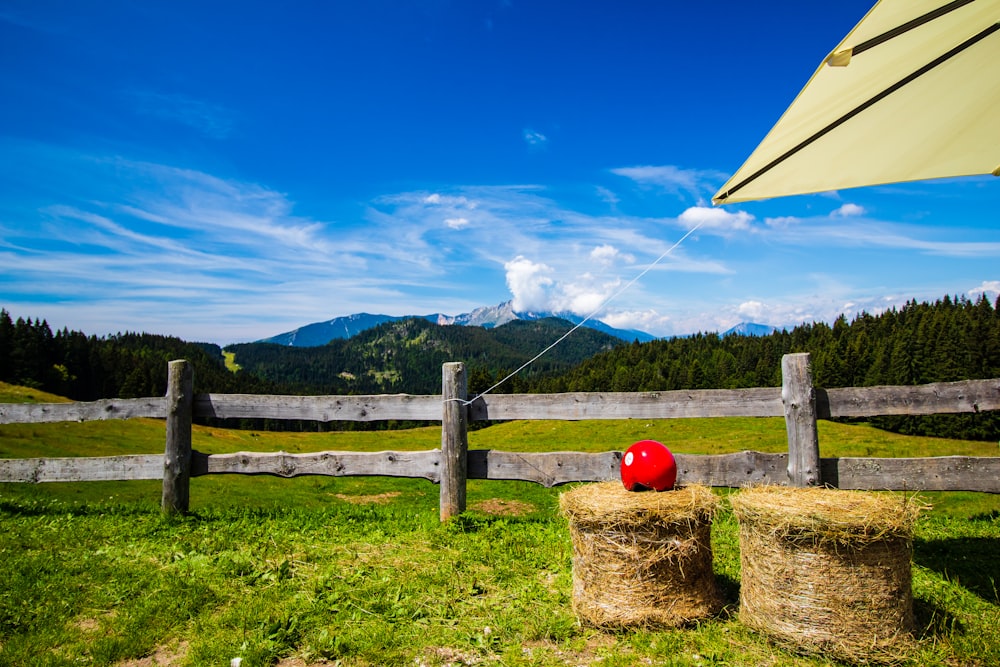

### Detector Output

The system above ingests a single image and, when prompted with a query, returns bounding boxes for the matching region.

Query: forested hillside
[227,317,624,395]
[0,310,277,401]
[532,295,1000,441]
[3,294,998,440]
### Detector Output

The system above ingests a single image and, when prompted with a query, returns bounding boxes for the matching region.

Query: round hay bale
[730,486,925,664]
[559,482,723,628]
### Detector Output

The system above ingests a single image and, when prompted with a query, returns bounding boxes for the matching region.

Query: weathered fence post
[782,353,821,487]
[162,359,193,515]
[440,362,468,521]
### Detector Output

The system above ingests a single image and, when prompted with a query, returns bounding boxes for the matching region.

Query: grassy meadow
[1,381,999,666]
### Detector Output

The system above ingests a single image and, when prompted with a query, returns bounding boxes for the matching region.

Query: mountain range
[258,300,657,346]
[258,300,775,347]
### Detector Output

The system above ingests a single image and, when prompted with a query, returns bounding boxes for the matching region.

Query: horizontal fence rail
[194,393,442,422]
[1,356,999,517]
[6,451,999,493]
[4,380,995,425]
[0,397,168,424]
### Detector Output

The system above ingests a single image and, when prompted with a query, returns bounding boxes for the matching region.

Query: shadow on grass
[914,536,1000,604]
[445,510,552,534]
[714,573,741,617]
[913,596,967,639]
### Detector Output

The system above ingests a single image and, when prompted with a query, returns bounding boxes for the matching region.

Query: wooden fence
[1,353,998,520]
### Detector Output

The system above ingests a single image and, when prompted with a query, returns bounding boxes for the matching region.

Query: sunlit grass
[2,386,999,665]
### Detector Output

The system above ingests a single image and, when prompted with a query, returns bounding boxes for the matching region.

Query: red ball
[620,439,677,491]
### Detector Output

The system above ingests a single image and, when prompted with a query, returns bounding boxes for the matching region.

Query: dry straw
[559,482,723,629]
[731,486,926,664]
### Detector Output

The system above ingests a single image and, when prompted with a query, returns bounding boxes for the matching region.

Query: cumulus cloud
[503,253,627,317]
[445,217,469,229]
[737,300,767,321]
[832,203,865,217]
[590,243,633,266]
[678,206,754,233]
[423,192,476,208]
[971,280,1000,298]
[504,256,555,311]
[562,275,622,315]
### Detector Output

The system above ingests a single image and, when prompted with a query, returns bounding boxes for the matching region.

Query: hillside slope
[229,316,623,395]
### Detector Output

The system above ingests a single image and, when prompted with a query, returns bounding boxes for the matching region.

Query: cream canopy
[713,0,1000,205]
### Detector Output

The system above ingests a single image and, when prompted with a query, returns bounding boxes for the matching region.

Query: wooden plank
[783,353,821,486]
[0,398,166,424]
[2,450,995,492]
[193,393,441,421]
[821,456,1000,493]
[0,455,163,482]
[440,362,468,520]
[464,450,789,488]
[191,450,441,482]
[676,451,788,487]
[821,379,1000,418]
[467,450,622,487]
[467,388,783,421]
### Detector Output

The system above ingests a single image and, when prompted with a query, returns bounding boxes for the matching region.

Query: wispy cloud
[3,145,997,342]
[128,91,237,139]
[612,165,728,203]
[523,128,548,150]
[762,216,1000,258]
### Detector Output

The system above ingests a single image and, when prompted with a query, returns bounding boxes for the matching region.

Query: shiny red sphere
[620,439,677,491]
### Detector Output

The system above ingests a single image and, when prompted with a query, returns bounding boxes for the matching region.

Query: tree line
[0,310,276,401]
[527,294,1000,441]
[2,293,998,440]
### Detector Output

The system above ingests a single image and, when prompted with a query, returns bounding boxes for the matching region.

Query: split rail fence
[1,353,998,519]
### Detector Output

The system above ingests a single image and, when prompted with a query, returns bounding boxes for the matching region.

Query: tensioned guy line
[450,217,708,405]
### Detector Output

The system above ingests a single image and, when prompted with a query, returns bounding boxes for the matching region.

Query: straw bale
[560,482,723,628]
[731,486,926,664]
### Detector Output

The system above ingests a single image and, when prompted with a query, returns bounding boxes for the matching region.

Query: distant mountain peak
[722,322,778,337]
[258,301,655,347]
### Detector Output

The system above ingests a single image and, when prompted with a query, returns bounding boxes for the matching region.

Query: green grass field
[1,382,999,666]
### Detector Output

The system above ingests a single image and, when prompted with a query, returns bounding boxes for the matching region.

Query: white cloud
[611,165,726,202]
[562,275,622,316]
[737,300,766,321]
[8,143,996,344]
[601,309,671,334]
[678,205,754,233]
[831,203,865,217]
[971,280,1000,298]
[764,215,801,228]
[523,129,548,148]
[590,243,633,266]
[504,256,554,311]
[595,185,619,207]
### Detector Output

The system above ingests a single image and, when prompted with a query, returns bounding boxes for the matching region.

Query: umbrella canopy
[713,0,1000,205]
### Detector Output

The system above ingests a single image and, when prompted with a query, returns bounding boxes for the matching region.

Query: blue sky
[2,1,998,344]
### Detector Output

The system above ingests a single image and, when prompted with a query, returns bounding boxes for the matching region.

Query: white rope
[454,219,707,405]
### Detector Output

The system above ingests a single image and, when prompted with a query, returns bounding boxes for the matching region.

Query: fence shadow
[913,535,1000,604]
